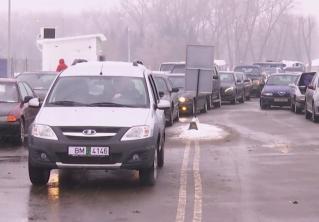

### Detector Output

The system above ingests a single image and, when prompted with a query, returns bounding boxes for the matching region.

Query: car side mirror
[157,99,170,110]
[28,98,40,108]
[159,91,165,98]
[213,75,219,80]
[171,87,179,93]
[23,96,33,104]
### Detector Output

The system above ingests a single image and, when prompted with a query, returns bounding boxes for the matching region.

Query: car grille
[56,153,122,164]
[273,92,289,97]
[59,126,121,140]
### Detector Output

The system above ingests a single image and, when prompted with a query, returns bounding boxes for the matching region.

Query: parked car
[153,72,180,126]
[16,71,57,101]
[160,61,222,112]
[260,73,299,109]
[0,78,38,144]
[166,73,209,114]
[234,65,265,97]
[220,71,245,104]
[243,73,252,100]
[305,72,319,122]
[289,72,315,113]
[27,61,170,186]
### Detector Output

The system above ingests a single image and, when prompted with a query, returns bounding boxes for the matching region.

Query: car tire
[305,102,311,120]
[260,99,267,110]
[158,138,165,168]
[166,109,174,127]
[312,103,319,123]
[139,148,157,186]
[14,120,25,146]
[28,160,50,186]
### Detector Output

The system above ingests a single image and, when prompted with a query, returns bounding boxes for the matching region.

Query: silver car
[27,61,170,186]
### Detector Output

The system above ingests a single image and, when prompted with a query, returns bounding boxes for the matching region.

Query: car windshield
[266,75,298,86]
[17,73,56,90]
[0,83,19,103]
[46,76,149,108]
[172,64,186,73]
[234,67,261,78]
[154,77,169,94]
[168,76,185,89]
[220,73,235,83]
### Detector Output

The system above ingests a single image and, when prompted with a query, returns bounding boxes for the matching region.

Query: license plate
[68,146,109,157]
[274,98,288,102]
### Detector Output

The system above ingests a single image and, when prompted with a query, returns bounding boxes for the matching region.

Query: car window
[299,73,315,86]
[168,76,185,89]
[0,82,19,103]
[16,73,56,90]
[266,75,298,86]
[309,74,318,87]
[148,75,160,104]
[47,76,149,108]
[220,73,235,83]
[154,77,170,94]
[18,82,28,100]
[23,82,34,97]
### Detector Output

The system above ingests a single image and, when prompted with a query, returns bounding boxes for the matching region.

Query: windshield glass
[0,83,19,103]
[47,76,149,108]
[266,75,298,86]
[17,73,56,90]
[234,67,261,78]
[168,76,185,89]
[220,73,235,83]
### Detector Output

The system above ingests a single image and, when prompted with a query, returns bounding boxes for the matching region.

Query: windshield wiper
[87,102,136,107]
[48,101,86,106]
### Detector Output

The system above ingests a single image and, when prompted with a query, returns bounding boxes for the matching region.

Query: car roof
[60,61,147,78]
[0,78,17,83]
[161,61,185,65]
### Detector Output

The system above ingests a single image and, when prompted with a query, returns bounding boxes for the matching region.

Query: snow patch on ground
[173,122,228,141]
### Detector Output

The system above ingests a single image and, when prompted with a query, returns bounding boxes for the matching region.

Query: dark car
[260,73,299,109]
[234,65,265,97]
[305,72,319,122]
[289,72,315,113]
[220,71,245,104]
[153,72,180,126]
[16,72,57,101]
[160,61,222,110]
[0,78,39,144]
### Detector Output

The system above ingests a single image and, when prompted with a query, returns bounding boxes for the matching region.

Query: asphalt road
[1,99,319,222]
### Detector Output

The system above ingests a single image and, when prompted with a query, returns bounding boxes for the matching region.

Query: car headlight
[31,124,58,140]
[121,125,152,141]
[263,92,273,96]
[179,97,187,103]
[225,87,234,93]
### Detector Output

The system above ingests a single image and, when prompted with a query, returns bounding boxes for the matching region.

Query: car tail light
[7,114,17,122]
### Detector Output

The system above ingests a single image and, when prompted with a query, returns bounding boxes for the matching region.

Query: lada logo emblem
[82,129,97,135]
[278,91,286,96]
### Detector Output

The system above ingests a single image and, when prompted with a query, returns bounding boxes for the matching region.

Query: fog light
[132,154,140,161]
[40,153,49,161]
[182,107,187,111]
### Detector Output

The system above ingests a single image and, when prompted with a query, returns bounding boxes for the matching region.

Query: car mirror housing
[157,99,170,110]
[29,98,40,108]
[171,87,179,93]
[213,75,219,80]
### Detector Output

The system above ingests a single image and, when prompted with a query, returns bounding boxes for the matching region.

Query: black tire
[166,109,174,127]
[28,160,50,186]
[14,120,25,146]
[305,102,311,120]
[158,138,165,168]
[139,149,157,186]
[312,103,319,123]
[260,99,267,110]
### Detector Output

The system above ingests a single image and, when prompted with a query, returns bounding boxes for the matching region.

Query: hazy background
[0,0,318,72]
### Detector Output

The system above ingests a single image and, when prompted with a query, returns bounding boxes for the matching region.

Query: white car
[27,61,170,186]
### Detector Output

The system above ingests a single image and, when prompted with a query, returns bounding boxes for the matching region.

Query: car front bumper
[261,96,291,106]
[0,121,20,138]
[28,136,156,170]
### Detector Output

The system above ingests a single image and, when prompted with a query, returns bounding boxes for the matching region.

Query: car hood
[262,85,290,93]
[0,102,20,117]
[35,107,151,127]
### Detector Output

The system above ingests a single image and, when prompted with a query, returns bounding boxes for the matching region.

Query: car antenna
[99,63,104,75]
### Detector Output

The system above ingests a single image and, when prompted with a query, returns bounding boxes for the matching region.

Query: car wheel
[139,148,157,186]
[305,102,311,120]
[312,103,319,123]
[166,109,174,127]
[28,160,50,186]
[158,138,165,168]
[14,120,25,145]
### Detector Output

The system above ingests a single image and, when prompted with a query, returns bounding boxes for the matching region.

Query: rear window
[0,82,19,103]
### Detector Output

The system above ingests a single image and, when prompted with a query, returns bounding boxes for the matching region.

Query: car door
[212,67,221,99]
[22,82,39,128]
[306,74,318,111]
[17,82,31,128]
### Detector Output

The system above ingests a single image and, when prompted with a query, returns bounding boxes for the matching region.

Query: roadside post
[185,45,215,130]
